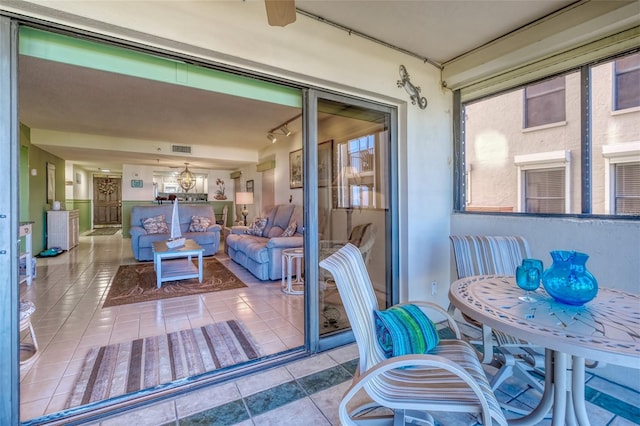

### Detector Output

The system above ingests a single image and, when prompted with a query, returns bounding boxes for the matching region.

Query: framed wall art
[289,149,303,189]
[246,179,254,193]
[131,179,143,188]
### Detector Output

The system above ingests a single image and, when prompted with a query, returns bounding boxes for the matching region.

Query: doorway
[92,176,122,227]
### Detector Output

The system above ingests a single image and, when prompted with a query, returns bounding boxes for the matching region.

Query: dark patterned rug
[103,257,247,307]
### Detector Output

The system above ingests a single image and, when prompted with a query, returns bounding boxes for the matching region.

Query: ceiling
[19,0,579,173]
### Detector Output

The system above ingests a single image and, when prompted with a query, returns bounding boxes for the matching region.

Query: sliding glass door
[305,91,397,349]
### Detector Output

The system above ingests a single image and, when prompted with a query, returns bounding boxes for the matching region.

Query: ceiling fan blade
[265,0,296,27]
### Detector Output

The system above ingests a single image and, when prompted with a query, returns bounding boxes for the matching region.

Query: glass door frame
[303,89,399,353]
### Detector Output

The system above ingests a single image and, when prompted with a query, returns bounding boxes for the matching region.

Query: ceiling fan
[264,0,296,27]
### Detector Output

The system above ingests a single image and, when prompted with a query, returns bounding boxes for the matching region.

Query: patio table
[449,275,640,426]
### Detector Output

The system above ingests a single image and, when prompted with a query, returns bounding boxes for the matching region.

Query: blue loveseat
[226,204,303,281]
[129,204,221,261]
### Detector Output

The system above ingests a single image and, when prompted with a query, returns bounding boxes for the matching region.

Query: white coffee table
[152,239,204,288]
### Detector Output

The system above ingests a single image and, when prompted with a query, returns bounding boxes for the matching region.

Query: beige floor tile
[235,366,294,397]
[309,381,352,426]
[174,382,241,417]
[20,398,49,422]
[252,398,331,426]
[100,400,177,426]
[285,353,340,378]
[20,378,59,403]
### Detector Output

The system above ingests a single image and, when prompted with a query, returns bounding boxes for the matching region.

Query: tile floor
[19,231,305,423]
[19,232,639,425]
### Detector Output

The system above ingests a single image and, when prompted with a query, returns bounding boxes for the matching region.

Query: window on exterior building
[525,168,566,213]
[463,71,579,214]
[524,76,566,128]
[461,50,640,217]
[614,53,640,111]
[614,162,640,215]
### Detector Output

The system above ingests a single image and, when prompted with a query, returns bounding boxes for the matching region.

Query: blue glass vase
[542,250,598,306]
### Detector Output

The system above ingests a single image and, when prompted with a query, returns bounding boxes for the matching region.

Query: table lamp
[236,192,254,226]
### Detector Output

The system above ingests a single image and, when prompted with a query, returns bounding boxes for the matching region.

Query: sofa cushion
[282,221,297,237]
[142,215,169,234]
[248,217,268,236]
[264,204,297,237]
[189,216,212,232]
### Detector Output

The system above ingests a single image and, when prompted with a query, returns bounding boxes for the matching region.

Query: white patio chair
[319,243,507,426]
[449,235,545,395]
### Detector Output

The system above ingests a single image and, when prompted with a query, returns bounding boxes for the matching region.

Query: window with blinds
[524,76,566,128]
[615,162,640,215]
[614,53,640,111]
[525,169,565,213]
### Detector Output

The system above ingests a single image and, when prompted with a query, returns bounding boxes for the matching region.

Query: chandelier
[177,163,196,192]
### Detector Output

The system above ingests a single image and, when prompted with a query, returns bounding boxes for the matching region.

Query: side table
[19,300,39,368]
[281,248,304,295]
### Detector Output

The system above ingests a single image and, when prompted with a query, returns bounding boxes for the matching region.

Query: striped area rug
[66,320,260,408]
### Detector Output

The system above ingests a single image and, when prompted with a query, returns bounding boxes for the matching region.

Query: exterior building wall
[591,62,640,214]
[465,64,639,214]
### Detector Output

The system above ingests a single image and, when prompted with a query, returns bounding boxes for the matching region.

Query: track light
[266,113,302,143]
[280,124,291,137]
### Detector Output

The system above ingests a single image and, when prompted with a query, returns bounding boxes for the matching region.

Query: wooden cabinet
[19,222,33,285]
[47,210,80,250]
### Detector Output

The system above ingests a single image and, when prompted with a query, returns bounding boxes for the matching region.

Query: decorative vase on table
[542,250,598,306]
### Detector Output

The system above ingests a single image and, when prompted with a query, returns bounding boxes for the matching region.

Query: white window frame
[602,142,640,214]
[514,150,571,213]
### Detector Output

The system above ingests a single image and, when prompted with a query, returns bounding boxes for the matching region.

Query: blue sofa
[226,204,303,281]
[129,204,221,261]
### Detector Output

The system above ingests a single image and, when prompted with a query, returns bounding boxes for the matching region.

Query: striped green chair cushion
[374,304,440,357]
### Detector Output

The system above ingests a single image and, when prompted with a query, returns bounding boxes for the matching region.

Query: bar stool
[19,300,39,367]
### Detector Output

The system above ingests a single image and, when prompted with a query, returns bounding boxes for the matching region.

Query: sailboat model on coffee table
[166,199,186,249]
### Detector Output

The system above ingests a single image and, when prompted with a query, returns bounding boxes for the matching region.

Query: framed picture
[318,140,333,187]
[131,179,143,188]
[75,172,82,184]
[46,162,56,204]
[289,149,303,189]
[246,179,254,193]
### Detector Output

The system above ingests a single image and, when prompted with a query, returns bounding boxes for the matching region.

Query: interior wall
[20,126,66,253]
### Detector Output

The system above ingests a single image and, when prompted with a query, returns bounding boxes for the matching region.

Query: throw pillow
[189,216,212,232]
[141,215,169,235]
[281,221,297,237]
[247,217,268,236]
[374,304,440,358]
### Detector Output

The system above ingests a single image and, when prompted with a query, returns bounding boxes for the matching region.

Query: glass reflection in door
[317,98,391,335]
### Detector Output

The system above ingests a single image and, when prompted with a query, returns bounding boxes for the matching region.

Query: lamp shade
[236,192,254,205]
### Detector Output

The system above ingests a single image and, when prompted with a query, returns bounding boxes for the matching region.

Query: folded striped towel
[374,304,440,357]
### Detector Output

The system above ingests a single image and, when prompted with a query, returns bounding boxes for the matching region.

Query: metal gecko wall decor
[397,65,428,109]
